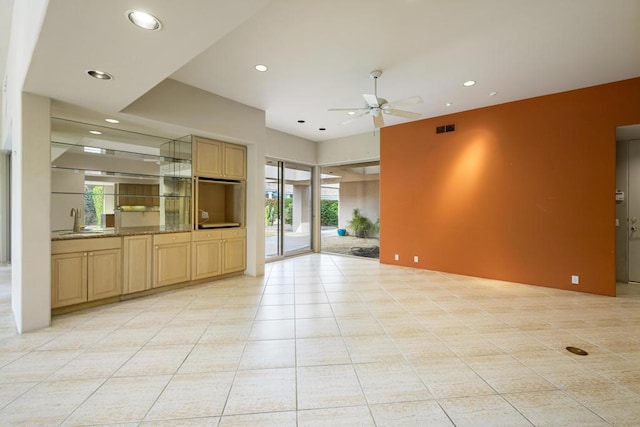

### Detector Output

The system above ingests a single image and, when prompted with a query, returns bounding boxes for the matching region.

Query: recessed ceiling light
[297,120,306,123]
[127,10,162,31]
[445,102,453,107]
[489,91,498,96]
[86,70,113,80]
[255,64,268,72]
[463,80,476,87]
[348,111,356,115]
[89,130,102,135]
[104,118,119,124]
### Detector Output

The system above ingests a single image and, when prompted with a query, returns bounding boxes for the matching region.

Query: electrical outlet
[201,211,209,219]
[394,254,399,261]
[571,275,579,285]
[414,256,419,263]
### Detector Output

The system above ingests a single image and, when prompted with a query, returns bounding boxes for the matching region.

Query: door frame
[265,158,314,261]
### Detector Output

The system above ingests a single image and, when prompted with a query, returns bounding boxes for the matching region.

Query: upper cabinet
[193,136,246,180]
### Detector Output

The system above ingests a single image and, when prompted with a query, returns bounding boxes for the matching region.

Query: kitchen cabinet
[191,228,246,279]
[191,230,222,280]
[193,136,246,180]
[51,237,122,308]
[222,228,246,274]
[123,235,153,294]
[51,252,87,308]
[153,232,191,287]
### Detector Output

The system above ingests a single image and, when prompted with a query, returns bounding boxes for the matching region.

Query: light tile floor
[0,257,640,425]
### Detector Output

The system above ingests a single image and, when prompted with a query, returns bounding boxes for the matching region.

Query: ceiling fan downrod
[370,70,382,98]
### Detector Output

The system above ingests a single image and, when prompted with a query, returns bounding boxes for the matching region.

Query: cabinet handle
[83,252,87,256]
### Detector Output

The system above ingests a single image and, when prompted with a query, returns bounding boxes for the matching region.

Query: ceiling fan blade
[383,109,421,120]
[373,112,385,128]
[363,94,380,108]
[328,107,368,112]
[340,110,370,125]
[385,96,423,108]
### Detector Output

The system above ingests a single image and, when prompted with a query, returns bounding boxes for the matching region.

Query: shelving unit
[51,118,192,230]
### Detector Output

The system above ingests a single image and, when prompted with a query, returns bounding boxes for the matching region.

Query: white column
[245,142,265,277]
[11,92,51,333]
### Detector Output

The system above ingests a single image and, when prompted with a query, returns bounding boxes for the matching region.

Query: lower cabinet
[191,228,246,280]
[51,237,122,308]
[153,232,191,288]
[192,230,222,280]
[123,235,153,294]
[222,228,246,274]
[52,229,245,309]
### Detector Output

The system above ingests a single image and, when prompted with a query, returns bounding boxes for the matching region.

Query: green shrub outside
[320,199,338,226]
[265,198,338,226]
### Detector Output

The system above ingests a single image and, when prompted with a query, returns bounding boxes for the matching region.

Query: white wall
[317,132,379,166]
[265,128,316,165]
[339,180,380,235]
[4,0,51,333]
[11,93,51,333]
[123,79,266,145]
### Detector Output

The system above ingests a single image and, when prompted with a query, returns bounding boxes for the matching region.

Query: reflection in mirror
[50,118,192,231]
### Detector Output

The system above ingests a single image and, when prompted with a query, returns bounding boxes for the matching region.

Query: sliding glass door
[265,159,313,259]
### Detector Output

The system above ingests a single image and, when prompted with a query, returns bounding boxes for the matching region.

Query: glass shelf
[52,117,192,160]
[51,166,192,180]
[52,141,192,165]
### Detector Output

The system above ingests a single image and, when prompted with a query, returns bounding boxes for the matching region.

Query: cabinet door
[154,242,191,287]
[194,138,222,178]
[223,143,247,180]
[192,239,222,280]
[123,235,152,294]
[222,237,246,274]
[88,249,122,301]
[52,252,87,308]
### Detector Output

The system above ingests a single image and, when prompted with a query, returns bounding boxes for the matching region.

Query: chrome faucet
[70,208,82,232]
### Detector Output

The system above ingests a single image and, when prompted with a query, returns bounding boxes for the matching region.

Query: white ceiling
[6,0,640,142]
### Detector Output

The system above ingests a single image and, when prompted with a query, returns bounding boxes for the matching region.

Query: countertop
[51,225,193,241]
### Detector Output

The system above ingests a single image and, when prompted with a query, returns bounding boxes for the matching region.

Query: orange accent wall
[380,78,640,296]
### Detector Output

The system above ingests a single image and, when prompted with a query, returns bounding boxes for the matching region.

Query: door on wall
[264,159,313,259]
[283,163,312,254]
[629,140,640,282]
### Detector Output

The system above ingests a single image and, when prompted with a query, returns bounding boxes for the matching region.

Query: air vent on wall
[436,123,456,134]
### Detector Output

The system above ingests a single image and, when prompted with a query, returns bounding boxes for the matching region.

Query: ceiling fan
[329,70,423,128]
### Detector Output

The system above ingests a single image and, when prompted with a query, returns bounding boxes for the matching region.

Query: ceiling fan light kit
[329,70,422,129]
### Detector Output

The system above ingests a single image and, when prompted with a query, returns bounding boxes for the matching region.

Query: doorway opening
[265,159,313,259]
[0,152,10,264]
[320,161,380,258]
[615,124,640,297]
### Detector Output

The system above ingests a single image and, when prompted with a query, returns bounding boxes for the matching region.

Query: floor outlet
[394,254,399,261]
[414,256,419,263]
[571,275,579,285]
